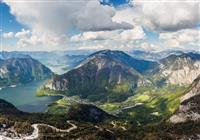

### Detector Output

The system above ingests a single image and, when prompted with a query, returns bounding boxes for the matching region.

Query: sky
[0,0,200,52]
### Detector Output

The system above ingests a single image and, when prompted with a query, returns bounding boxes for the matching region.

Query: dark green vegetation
[47,98,73,114]
[1,97,200,140]
[46,85,187,126]
[38,50,200,126]
[36,86,62,97]
[117,85,187,123]
[0,99,69,130]
[116,121,200,140]
[29,121,200,140]
[67,104,114,123]
[1,50,200,139]
[40,51,200,104]
[0,57,52,87]
[0,99,113,135]
[39,50,156,102]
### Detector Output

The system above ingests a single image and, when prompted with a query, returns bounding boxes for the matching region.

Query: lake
[0,80,62,113]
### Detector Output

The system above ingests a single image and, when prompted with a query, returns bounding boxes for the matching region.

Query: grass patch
[100,103,121,112]
[111,83,131,94]
[108,85,188,125]
[36,87,63,97]
[126,94,150,103]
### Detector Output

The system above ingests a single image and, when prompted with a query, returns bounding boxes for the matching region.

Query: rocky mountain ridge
[155,53,200,85]
[0,57,53,87]
[42,50,200,102]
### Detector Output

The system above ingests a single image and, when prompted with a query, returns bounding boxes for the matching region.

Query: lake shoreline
[0,80,62,113]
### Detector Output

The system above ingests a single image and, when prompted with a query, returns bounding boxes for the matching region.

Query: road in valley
[0,121,78,140]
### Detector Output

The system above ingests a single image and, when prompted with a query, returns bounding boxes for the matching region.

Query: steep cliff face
[170,75,200,123]
[0,57,53,87]
[156,53,200,85]
[43,50,152,101]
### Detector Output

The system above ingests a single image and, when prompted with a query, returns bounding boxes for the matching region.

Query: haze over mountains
[0,51,88,75]
[1,49,196,74]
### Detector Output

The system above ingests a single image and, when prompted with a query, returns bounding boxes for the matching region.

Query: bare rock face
[170,75,200,123]
[158,53,200,86]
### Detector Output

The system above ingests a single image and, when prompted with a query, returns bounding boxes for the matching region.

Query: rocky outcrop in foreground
[170,75,200,123]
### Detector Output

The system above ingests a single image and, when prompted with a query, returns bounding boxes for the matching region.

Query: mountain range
[0,57,52,87]
[0,51,88,74]
[1,49,200,139]
[41,50,200,102]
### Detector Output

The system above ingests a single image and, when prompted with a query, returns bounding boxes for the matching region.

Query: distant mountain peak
[155,52,200,85]
[161,52,200,63]
[80,49,158,74]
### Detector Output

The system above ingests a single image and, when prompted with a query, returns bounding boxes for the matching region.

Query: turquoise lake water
[0,80,61,113]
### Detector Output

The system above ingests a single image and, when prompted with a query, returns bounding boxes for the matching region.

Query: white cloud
[16,35,41,48]
[78,44,105,50]
[120,26,145,40]
[4,0,132,34]
[71,26,145,41]
[118,0,200,31]
[111,1,200,51]
[159,29,200,48]
[76,1,133,31]
[14,30,41,48]
[3,0,133,50]
[15,29,30,38]
[74,38,161,52]
[3,0,200,52]
[2,28,69,49]
[5,29,42,48]
[2,32,14,38]
[138,42,161,52]
[71,31,118,41]
[15,30,68,48]
[113,7,137,26]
